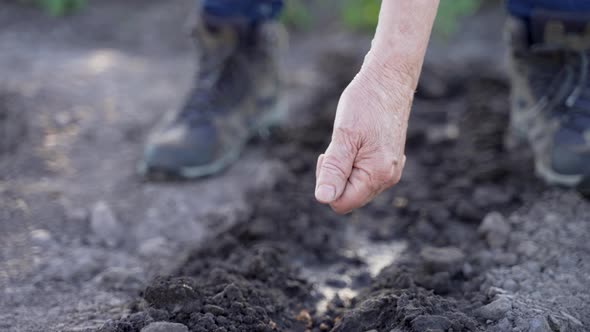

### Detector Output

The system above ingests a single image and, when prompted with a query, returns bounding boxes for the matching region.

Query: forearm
[361,0,439,91]
[316,1,438,211]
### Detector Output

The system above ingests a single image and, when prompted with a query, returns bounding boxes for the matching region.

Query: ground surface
[0,1,588,332]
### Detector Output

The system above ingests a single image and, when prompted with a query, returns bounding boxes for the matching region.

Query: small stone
[527,317,552,332]
[295,310,312,328]
[486,287,508,298]
[141,322,189,332]
[420,246,466,274]
[90,201,123,247]
[516,241,539,258]
[138,237,170,258]
[476,297,512,321]
[203,304,226,316]
[392,196,409,209]
[30,229,53,246]
[478,212,511,248]
[411,315,452,331]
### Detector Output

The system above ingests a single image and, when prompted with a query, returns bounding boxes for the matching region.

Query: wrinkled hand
[315,67,414,214]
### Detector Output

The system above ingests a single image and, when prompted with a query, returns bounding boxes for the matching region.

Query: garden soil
[0,1,588,332]
[98,74,590,332]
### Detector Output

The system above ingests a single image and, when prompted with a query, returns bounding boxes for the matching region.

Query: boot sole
[506,125,586,187]
[137,97,287,180]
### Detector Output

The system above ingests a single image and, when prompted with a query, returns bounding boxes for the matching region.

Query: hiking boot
[139,19,286,179]
[506,11,590,187]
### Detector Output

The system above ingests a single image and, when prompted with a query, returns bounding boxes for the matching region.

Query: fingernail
[316,184,336,202]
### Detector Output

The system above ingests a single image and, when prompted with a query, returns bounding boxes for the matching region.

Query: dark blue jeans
[201,0,283,24]
[507,0,590,17]
[200,0,590,23]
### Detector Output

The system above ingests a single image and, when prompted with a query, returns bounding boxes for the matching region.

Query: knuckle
[321,156,349,179]
[374,163,396,184]
[333,127,362,152]
[369,155,402,188]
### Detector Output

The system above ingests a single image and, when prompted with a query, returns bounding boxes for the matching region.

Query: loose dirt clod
[478,212,510,249]
[420,246,466,274]
[476,297,512,321]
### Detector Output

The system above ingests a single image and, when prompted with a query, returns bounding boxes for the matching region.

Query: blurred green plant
[435,0,482,36]
[22,0,87,16]
[281,0,313,30]
[340,0,381,32]
[340,0,483,36]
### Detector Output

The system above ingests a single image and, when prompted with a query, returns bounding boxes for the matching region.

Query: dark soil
[97,59,590,332]
[1,2,588,331]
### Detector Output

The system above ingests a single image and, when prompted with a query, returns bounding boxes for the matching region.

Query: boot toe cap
[141,125,217,175]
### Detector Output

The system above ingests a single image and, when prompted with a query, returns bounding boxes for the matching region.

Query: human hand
[314,66,415,214]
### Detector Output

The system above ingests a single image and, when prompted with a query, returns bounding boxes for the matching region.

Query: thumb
[315,132,357,204]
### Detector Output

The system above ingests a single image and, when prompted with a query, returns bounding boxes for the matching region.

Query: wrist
[359,50,419,95]
[350,56,415,124]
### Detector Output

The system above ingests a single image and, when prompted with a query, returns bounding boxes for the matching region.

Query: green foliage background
[22,0,86,16]
[27,0,482,37]
[285,0,483,36]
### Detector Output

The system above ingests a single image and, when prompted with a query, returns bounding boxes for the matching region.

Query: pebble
[90,201,123,247]
[30,229,53,246]
[478,212,511,248]
[476,297,512,321]
[487,286,508,298]
[410,315,452,331]
[420,246,466,274]
[516,241,539,258]
[138,237,170,258]
[203,304,226,316]
[141,322,189,332]
[527,317,552,332]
